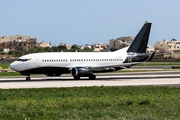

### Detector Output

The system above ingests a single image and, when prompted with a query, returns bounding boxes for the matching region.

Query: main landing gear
[89,75,96,80]
[73,76,80,80]
[26,76,31,81]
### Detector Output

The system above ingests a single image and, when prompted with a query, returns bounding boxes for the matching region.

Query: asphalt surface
[0,70,180,89]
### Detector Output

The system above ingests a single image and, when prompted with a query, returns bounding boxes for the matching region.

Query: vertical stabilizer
[127,21,152,53]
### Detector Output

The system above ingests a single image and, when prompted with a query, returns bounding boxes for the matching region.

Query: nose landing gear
[26,76,31,81]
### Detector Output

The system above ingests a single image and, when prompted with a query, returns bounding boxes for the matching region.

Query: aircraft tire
[26,77,31,81]
[89,75,96,80]
[74,76,80,80]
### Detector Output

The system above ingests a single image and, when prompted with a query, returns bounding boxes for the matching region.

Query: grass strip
[0,72,21,76]
[137,62,180,66]
[0,63,10,69]
[109,70,167,73]
[0,72,44,77]
[0,86,180,119]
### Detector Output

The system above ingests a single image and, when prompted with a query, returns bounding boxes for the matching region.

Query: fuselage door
[35,55,40,66]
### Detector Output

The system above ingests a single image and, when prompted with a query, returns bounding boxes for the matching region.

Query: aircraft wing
[90,62,139,71]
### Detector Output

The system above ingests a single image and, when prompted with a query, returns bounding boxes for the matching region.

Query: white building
[108,36,134,50]
[154,39,180,52]
[146,44,155,53]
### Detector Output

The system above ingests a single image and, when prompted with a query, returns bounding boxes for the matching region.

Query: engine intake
[71,67,91,77]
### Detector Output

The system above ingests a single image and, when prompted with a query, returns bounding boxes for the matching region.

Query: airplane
[9,21,154,80]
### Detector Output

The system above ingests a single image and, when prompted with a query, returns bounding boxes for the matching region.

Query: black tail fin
[127,21,152,53]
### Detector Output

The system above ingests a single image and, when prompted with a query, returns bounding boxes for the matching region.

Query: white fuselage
[10,50,128,72]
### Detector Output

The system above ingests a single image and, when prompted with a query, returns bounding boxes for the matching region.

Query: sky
[1,0,180,47]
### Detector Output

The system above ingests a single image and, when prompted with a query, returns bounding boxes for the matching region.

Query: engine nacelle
[71,67,91,77]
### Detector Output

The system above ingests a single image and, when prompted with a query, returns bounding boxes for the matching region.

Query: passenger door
[35,55,40,66]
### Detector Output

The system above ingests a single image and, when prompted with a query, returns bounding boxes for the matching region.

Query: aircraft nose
[9,62,17,71]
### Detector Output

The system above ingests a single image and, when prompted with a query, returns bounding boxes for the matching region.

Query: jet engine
[71,67,91,77]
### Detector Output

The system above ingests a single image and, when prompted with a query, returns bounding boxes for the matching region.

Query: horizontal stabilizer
[145,52,156,62]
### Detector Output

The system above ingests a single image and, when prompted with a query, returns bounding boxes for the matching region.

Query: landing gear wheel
[89,75,96,80]
[26,77,30,80]
[74,76,80,80]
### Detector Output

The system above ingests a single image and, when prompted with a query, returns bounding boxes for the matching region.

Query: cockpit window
[17,58,31,62]
[17,59,21,61]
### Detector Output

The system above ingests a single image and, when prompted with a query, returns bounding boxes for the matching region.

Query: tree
[71,44,79,49]
[44,47,53,52]
[110,47,118,52]
[70,44,81,52]
[52,46,59,52]
[83,47,92,52]
[57,45,67,51]
[14,50,24,57]
[8,51,14,55]
[28,48,36,53]
[36,47,46,53]
[15,46,24,51]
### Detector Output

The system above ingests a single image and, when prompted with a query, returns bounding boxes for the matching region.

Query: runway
[0,71,180,89]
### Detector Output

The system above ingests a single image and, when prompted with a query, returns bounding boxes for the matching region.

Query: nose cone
[9,62,18,71]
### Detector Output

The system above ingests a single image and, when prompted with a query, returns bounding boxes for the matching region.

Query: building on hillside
[0,35,31,43]
[0,35,37,51]
[59,43,71,50]
[91,43,107,52]
[108,36,134,51]
[0,48,10,53]
[171,51,180,58]
[154,39,180,53]
[85,44,92,49]
[146,44,155,53]
[37,41,52,47]
[79,46,84,50]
